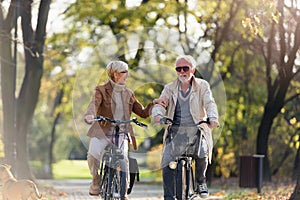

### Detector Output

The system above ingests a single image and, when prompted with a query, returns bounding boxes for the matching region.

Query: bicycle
[93,115,147,200]
[160,116,210,200]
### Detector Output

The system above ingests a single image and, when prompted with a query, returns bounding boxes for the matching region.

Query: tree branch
[35,0,51,53]
[3,0,19,31]
[265,22,275,100]
[284,93,300,105]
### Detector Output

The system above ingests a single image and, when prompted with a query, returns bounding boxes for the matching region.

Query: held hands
[153,97,168,108]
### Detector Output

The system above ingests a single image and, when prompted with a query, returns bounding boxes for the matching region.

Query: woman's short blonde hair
[106,61,128,79]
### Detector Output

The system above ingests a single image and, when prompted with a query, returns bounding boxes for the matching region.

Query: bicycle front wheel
[100,166,110,200]
[102,167,115,200]
[187,164,197,200]
[110,170,121,199]
[176,159,188,200]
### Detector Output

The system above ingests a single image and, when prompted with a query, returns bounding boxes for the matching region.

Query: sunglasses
[119,70,128,73]
[175,66,190,72]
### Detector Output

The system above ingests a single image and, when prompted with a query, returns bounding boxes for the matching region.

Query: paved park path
[38,179,224,200]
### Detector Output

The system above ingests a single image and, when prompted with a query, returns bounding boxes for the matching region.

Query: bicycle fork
[173,157,195,200]
[173,158,188,200]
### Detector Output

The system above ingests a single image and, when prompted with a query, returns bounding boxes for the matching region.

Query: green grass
[52,160,91,179]
[139,169,162,182]
[52,160,162,181]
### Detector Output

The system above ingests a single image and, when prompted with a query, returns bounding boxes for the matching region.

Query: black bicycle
[93,116,147,200]
[160,116,210,200]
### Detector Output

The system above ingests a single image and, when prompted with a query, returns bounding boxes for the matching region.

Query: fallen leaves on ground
[211,177,295,200]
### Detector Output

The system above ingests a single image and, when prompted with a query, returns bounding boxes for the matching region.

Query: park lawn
[52,160,162,181]
[53,160,91,179]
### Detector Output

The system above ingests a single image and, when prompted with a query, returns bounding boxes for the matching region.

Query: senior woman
[84,60,162,199]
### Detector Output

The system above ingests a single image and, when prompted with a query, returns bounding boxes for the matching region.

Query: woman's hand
[84,115,95,124]
[131,135,138,151]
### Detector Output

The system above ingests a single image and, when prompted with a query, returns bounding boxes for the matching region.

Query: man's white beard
[178,74,192,83]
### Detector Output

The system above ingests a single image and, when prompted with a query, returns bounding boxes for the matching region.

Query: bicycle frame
[161,116,209,200]
[94,116,147,200]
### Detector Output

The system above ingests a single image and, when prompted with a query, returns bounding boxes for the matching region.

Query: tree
[49,0,299,183]
[290,155,300,199]
[243,0,300,181]
[0,0,51,178]
[53,0,247,179]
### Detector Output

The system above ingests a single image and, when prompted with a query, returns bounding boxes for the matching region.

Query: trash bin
[239,154,264,193]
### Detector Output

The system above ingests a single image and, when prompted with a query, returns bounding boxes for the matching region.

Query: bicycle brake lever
[94,116,104,121]
[139,122,148,127]
[159,117,167,124]
[133,118,147,127]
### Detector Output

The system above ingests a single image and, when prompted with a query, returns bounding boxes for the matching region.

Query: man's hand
[153,115,163,124]
[84,114,95,124]
[208,120,219,129]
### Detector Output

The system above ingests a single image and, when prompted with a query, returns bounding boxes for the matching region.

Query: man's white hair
[175,55,197,69]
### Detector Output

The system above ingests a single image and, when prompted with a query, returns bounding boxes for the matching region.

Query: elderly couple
[84,55,219,200]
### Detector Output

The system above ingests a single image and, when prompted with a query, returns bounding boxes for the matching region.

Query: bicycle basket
[103,145,124,161]
[168,126,200,157]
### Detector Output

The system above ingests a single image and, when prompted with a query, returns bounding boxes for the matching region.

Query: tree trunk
[256,85,287,181]
[256,108,274,182]
[0,33,17,168]
[0,1,18,173]
[293,144,300,181]
[0,0,51,179]
[290,156,300,200]
[48,112,61,178]
[48,88,64,178]
[15,68,43,179]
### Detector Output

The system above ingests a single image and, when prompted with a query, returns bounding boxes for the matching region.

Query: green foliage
[27,0,300,182]
[146,144,163,171]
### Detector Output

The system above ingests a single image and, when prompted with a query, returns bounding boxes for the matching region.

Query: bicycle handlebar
[93,116,148,128]
[159,116,210,126]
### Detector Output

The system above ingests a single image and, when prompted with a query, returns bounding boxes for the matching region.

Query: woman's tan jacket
[151,77,218,163]
[85,81,153,150]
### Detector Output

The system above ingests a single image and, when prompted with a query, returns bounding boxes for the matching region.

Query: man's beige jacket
[152,77,218,163]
